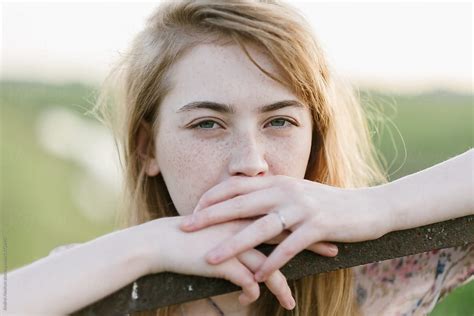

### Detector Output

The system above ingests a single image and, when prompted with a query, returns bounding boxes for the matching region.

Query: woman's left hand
[179,175,389,282]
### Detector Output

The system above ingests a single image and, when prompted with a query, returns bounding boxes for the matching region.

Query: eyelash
[190,117,297,130]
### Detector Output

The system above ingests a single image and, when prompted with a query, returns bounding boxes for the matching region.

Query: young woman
[3,1,472,315]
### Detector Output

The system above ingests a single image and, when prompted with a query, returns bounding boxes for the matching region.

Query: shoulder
[48,243,83,256]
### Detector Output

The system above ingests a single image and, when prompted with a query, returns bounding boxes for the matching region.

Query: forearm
[378,149,473,233]
[2,226,149,314]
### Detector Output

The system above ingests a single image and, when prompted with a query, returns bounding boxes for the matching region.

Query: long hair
[92,0,388,315]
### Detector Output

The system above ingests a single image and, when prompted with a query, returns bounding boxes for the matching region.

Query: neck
[179,291,251,316]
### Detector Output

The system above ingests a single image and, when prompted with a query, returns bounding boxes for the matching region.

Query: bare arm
[1,216,296,314]
[175,149,473,281]
[379,148,473,233]
[1,225,149,315]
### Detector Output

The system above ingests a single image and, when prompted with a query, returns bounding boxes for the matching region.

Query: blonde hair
[93,0,388,315]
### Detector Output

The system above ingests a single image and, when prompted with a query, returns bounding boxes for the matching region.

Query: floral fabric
[353,243,474,315]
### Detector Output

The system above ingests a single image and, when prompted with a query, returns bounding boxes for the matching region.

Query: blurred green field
[0,80,472,314]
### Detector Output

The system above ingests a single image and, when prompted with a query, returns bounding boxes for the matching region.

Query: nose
[228,131,269,177]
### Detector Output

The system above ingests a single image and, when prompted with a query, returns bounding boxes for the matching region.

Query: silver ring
[276,212,287,230]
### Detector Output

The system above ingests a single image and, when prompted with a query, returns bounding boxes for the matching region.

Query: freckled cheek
[168,139,226,178]
[157,135,229,214]
[266,136,311,177]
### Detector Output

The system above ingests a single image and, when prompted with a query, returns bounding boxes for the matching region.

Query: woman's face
[146,42,313,215]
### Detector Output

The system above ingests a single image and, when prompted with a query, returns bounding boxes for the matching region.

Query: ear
[136,121,160,177]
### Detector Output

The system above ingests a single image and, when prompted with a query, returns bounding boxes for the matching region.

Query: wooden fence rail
[73,215,474,315]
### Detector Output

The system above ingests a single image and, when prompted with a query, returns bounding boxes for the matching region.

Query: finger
[181,188,279,231]
[194,175,279,212]
[255,225,319,282]
[266,232,338,257]
[224,261,260,306]
[264,230,290,244]
[238,249,295,310]
[206,212,297,264]
[307,241,338,257]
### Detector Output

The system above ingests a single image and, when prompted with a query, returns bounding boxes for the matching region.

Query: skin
[146,42,314,213]
[144,41,315,314]
[7,35,471,316]
[138,39,474,314]
[178,150,474,285]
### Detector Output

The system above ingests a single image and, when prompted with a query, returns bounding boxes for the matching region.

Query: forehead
[160,42,299,113]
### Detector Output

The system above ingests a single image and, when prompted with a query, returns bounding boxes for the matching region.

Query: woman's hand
[179,175,389,282]
[140,216,296,309]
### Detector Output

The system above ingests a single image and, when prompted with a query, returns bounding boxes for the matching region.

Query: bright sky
[1,1,472,93]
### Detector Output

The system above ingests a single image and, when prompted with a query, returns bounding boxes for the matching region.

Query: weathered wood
[73,215,474,315]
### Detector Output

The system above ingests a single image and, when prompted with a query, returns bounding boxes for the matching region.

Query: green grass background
[1,80,472,314]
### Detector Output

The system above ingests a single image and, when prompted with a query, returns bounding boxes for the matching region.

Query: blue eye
[266,118,295,128]
[190,118,296,130]
[191,120,221,129]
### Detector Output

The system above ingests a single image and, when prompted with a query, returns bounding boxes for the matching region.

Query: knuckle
[241,276,256,289]
[260,214,275,227]
[309,218,328,239]
[258,216,276,235]
[197,210,211,224]
[198,192,211,207]
[308,212,323,228]
[286,180,305,197]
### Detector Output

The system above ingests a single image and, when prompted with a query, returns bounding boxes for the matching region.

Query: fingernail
[288,297,296,309]
[329,245,338,253]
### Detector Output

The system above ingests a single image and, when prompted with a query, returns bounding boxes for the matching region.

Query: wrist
[132,217,176,275]
[122,221,163,276]
[363,184,395,237]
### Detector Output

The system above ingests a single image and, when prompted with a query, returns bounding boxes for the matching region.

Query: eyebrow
[176,100,306,114]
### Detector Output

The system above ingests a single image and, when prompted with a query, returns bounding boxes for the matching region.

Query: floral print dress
[353,243,474,315]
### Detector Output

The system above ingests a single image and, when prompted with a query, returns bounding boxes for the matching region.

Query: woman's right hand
[137,216,295,310]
